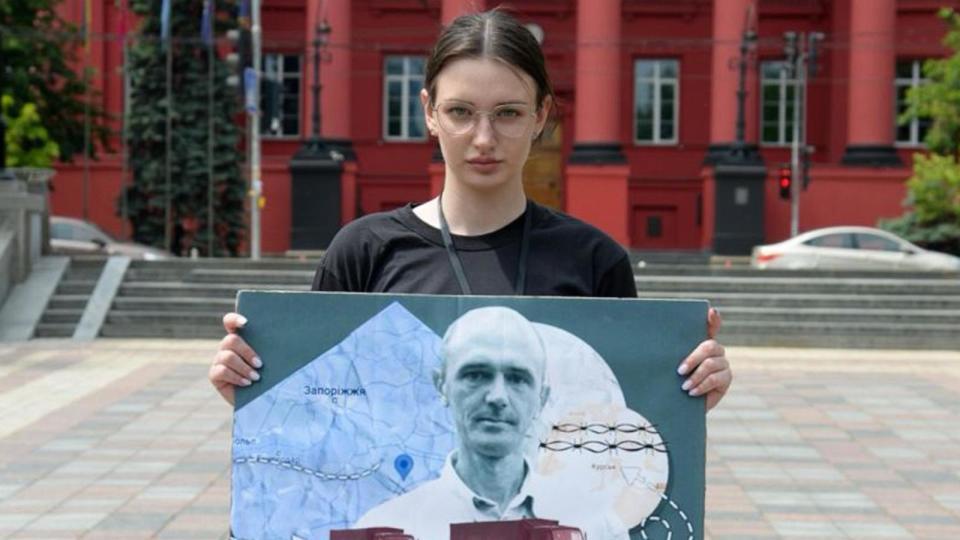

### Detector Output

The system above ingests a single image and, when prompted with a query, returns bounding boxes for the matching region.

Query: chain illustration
[233,456,382,481]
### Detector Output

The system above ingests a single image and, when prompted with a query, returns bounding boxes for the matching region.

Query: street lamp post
[287,17,343,250]
[306,19,332,154]
[727,28,758,162]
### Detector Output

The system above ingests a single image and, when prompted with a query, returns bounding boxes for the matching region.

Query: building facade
[50,0,957,253]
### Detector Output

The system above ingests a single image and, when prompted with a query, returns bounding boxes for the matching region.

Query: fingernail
[677,364,689,376]
[240,378,252,386]
[237,315,248,327]
[682,379,692,391]
[250,371,260,382]
[688,388,700,397]
[252,356,263,368]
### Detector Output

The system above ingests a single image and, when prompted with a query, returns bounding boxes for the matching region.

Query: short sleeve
[595,254,638,298]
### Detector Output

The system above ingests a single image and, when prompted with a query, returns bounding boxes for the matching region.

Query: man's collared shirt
[353,451,630,540]
[355,452,542,540]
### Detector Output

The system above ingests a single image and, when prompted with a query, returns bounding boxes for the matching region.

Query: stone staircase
[34,257,107,338]
[634,266,960,349]
[100,259,314,339]
[72,258,960,349]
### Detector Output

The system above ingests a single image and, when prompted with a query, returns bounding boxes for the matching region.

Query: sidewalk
[0,340,957,539]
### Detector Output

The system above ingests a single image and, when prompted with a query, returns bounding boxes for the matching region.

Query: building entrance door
[522,124,563,210]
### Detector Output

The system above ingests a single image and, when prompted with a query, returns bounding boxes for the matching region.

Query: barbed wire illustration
[539,439,668,454]
[551,422,661,435]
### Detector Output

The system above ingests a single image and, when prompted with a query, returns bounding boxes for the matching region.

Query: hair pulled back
[424,9,555,111]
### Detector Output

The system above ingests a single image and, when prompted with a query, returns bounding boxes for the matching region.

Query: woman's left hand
[677,307,732,412]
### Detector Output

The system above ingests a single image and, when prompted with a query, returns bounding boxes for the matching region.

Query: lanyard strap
[438,196,532,296]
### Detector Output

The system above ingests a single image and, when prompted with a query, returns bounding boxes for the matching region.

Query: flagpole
[250,0,262,260]
[164,28,173,253]
[120,6,130,240]
[82,0,92,220]
[207,0,215,257]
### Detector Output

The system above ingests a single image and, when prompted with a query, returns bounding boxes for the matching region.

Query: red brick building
[50,0,957,253]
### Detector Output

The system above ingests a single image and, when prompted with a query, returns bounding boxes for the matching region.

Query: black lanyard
[438,196,532,295]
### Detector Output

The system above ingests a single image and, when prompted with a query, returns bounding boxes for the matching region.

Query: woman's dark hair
[424,9,555,111]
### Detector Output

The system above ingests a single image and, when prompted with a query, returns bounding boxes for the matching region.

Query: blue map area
[231,303,456,540]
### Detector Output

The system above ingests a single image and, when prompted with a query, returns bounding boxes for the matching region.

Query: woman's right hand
[209,312,262,406]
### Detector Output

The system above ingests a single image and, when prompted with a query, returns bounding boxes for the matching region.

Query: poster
[231,292,707,540]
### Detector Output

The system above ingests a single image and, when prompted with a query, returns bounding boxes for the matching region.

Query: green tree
[123,0,246,256]
[1,94,59,167]
[882,8,960,255]
[0,0,111,161]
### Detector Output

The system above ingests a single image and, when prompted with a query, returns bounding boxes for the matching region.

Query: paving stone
[0,340,958,538]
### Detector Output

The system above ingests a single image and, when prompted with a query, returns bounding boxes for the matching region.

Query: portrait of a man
[355,306,628,540]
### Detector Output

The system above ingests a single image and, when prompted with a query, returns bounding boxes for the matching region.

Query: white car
[751,226,960,271]
[49,216,173,260]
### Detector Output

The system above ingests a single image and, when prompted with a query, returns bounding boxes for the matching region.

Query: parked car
[49,216,173,260]
[750,226,960,271]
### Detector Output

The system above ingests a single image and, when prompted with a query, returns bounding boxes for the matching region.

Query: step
[716,306,960,325]
[634,265,960,280]
[55,281,100,295]
[33,323,75,338]
[720,332,960,350]
[118,282,309,298]
[99,323,224,339]
[46,295,91,310]
[721,319,960,337]
[127,259,318,272]
[39,308,84,324]
[105,310,234,326]
[112,297,235,311]
[634,276,960,295]
[185,268,315,285]
[637,291,960,310]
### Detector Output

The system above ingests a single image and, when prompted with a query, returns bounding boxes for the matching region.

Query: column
[841,0,901,166]
[565,0,630,245]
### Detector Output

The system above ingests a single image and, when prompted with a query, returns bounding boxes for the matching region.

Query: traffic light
[225,25,252,94]
[778,165,792,200]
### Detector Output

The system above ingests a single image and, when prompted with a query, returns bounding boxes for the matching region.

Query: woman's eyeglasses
[433,101,536,138]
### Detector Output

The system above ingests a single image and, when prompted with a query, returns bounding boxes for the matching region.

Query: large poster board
[231,292,707,540]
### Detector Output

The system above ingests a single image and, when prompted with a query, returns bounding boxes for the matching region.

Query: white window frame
[633,59,679,145]
[383,56,427,142]
[760,61,797,147]
[260,52,302,139]
[895,59,929,147]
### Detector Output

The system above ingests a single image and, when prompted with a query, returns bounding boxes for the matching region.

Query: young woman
[210,9,731,410]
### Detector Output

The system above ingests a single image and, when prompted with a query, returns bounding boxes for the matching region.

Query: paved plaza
[0,340,957,539]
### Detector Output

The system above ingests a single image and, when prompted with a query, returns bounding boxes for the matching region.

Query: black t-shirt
[311,201,637,298]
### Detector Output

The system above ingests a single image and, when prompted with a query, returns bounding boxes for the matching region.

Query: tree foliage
[0,0,111,161]
[882,8,960,255]
[1,94,59,167]
[122,0,246,256]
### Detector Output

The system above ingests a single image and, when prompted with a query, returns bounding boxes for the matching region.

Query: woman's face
[421,57,550,194]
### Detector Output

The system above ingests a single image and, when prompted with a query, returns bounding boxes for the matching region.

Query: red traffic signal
[778,165,792,200]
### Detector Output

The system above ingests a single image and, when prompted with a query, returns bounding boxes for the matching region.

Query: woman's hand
[677,307,732,412]
[209,312,262,406]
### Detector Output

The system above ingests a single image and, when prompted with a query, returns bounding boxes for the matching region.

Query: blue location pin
[394,454,414,481]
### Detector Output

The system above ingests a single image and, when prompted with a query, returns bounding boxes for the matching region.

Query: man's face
[441,345,546,459]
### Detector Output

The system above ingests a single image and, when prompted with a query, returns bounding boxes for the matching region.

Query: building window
[760,61,797,146]
[261,53,301,138]
[895,59,931,146]
[634,59,678,144]
[383,56,426,141]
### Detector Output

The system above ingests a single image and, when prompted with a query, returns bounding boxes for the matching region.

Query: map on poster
[230,292,707,540]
